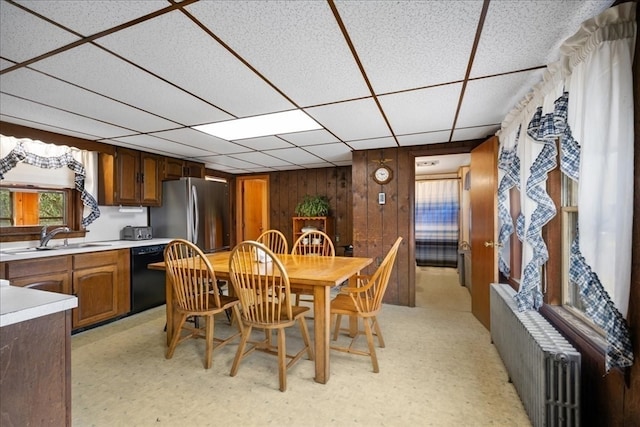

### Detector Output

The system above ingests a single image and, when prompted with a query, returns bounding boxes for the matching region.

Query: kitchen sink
[51,242,112,250]
[1,242,112,255]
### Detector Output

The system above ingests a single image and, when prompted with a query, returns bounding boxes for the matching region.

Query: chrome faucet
[40,226,70,247]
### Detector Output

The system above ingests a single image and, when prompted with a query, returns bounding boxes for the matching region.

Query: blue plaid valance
[0,142,100,227]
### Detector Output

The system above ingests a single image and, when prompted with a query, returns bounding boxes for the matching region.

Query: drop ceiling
[0,0,615,174]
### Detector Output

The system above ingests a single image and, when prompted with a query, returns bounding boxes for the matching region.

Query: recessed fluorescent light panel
[193,110,322,140]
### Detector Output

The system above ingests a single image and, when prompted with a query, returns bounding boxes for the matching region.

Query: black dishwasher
[130,244,167,315]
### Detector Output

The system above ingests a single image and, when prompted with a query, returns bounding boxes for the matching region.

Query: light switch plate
[378,192,386,204]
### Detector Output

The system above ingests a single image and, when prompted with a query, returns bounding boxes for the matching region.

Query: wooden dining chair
[330,237,403,373]
[164,239,243,369]
[228,241,314,392]
[291,230,335,256]
[291,230,335,306]
[256,229,288,255]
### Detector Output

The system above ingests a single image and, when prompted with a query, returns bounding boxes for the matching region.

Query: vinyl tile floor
[71,268,531,426]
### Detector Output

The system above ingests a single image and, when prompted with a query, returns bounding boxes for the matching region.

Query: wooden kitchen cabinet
[98,147,162,206]
[0,255,72,294]
[0,249,130,331]
[162,156,205,180]
[72,250,130,329]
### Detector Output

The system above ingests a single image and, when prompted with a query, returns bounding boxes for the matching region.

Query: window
[559,173,603,334]
[0,184,82,241]
[0,187,67,226]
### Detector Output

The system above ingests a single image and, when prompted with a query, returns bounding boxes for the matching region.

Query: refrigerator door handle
[191,184,199,245]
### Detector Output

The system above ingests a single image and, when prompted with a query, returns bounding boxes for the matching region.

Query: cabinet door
[184,161,204,178]
[72,264,119,328]
[11,272,71,294]
[163,157,184,180]
[115,147,141,205]
[141,152,162,206]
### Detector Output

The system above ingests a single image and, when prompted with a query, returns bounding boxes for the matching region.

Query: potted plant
[294,195,330,217]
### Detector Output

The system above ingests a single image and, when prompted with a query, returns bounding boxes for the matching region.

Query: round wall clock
[373,164,393,185]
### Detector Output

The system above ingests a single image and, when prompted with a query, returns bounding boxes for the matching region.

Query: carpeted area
[71,272,530,426]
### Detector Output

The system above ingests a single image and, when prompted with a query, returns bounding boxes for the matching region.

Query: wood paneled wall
[351,141,483,307]
[265,167,352,254]
[259,140,483,307]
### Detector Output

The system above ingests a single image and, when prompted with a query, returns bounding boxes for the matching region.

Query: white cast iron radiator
[490,284,581,427]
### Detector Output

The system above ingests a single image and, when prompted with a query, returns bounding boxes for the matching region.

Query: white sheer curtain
[496,2,635,371]
[563,9,635,318]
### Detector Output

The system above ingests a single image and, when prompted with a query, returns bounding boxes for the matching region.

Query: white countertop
[0,283,78,327]
[0,238,174,326]
[0,238,173,262]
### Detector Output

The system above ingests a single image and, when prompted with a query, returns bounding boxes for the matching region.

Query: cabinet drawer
[4,255,71,279]
[73,250,119,269]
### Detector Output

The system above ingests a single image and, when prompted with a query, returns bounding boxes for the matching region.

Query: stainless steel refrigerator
[150,177,230,253]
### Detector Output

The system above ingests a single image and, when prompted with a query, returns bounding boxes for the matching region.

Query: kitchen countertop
[0,281,78,327]
[0,238,173,262]
[0,238,174,326]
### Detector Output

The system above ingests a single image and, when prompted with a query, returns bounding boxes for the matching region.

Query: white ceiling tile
[231,136,294,151]
[17,1,169,36]
[456,71,543,128]
[230,152,293,168]
[0,93,132,138]
[416,153,471,175]
[111,134,214,158]
[186,1,370,107]
[397,131,451,146]
[305,98,391,141]
[0,115,104,140]
[1,68,178,132]
[304,143,352,163]
[265,147,324,165]
[451,125,499,142]
[1,58,16,71]
[96,11,294,118]
[379,83,462,135]
[150,128,249,155]
[272,164,305,171]
[335,1,482,93]
[348,136,398,151]
[299,162,335,169]
[198,155,264,170]
[278,129,340,147]
[29,44,232,126]
[0,2,80,63]
[471,1,614,78]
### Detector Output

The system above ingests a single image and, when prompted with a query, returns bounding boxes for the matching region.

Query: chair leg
[232,305,244,335]
[230,325,252,377]
[372,315,385,348]
[363,318,379,373]
[277,328,287,392]
[166,313,187,359]
[204,315,214,369]
[298,317,314,360]
[332,314,343,341]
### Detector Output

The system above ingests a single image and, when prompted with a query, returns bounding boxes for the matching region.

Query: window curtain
[496,2,635,371]
[0,135,100,227]
[415,179,459,268]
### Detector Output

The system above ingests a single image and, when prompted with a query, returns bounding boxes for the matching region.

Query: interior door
[236,176,268,241]
[470,136,499,330]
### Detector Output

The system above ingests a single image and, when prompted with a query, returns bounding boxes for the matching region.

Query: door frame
[235,175,269,242]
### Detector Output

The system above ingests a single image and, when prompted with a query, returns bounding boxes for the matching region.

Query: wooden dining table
[148,251,372,384]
